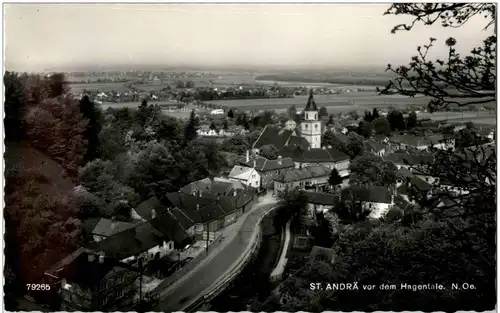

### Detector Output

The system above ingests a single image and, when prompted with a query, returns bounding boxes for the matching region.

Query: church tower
[301,89,322,148]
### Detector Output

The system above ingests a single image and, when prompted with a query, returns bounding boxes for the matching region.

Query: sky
[4,3,493,72]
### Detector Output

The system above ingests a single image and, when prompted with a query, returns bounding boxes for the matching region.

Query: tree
[349,153,398,187]
[287,105,297,119]
[98,125,127,161]
[227,109,235,118]
[347,110,359,120]
[363,111,373,122]
[327,114,334,126]
[223,120,229,130]
[185,80,195,88]
[328,168,343,188]
[387,109,406,130]
[379,4,495,112]
[372,108,380,119]
[407,110,418,129]
[4,72,26,142]
[357,120,373,138]
[322,129,347,153]
[79,95,103,163]
[372,116,391,136]
[345,133,365,159]
[184,110,199,143]
[259,144,279,160]
[319,106,328,118]
[209,121,217,131]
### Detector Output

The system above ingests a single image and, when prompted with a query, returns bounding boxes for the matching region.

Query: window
[305,124,308,129]
[169,242,173,249]
[315,124,318,129]
[116,289,125,299]
[117,274,125,284]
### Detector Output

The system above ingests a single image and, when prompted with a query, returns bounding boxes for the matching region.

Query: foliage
[227,109,234,118]
[209,121,217,131]
[372,116,391,136]
[318,106,328,118]
[387,109,406,130]
[4,71,27,141]
[259,144,279,160]
[23,83,88,178]
[79,95,103,163]
[357,120,373,138]
[363,110,374,122]
[287,104,297,119]
[371,108,380,119]
[406,110,418,129]
[349,153,398,187]
[380,4,496,111]
[184,110,199,143]
[345,133,365,159]
[328,168,343,187]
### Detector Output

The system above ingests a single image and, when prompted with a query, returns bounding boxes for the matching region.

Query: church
[251,90,350,178]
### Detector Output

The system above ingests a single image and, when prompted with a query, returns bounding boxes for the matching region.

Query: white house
[284,119,297,131]
[210,109,225,115]
[228,165,261,189]
[353,186,394,220]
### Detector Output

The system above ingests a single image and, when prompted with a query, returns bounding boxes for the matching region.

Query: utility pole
[138,258,143,311]
[206,222,210,253]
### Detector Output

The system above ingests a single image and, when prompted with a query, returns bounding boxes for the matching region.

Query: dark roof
[47,248,138,287]
[390,134,447,147]
[166,192,227,224]
[303,192,337,205]
[366,140,386,152]
[252,125,294,150]
[354,186,392,204]
[384,152,434,166]
[87,222,166,260]
[409,176,432,192]
[92,218,135,237]
[134,196,169,220]
[275,165,331,183]
[286,136,310,149]
[238,155,295,172]
[279,146,349,163]
[309,246,335,263]
[179,178,212,195]
[149,212,191,246]
[396,168,414,180]
[304,89,318,111]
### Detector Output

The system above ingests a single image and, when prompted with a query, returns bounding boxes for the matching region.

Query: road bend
[153,197,278,312]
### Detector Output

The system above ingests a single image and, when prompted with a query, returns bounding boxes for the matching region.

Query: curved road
[154,199,278,312]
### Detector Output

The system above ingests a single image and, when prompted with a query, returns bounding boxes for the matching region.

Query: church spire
[304,89,318,111]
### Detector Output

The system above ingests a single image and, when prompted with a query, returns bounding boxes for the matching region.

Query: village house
[238,151,296,189]
[88,212,190,267]
[384,152,434,170]
[303,191,337,214]
[273,165,331,194]
[91,218,136,242]
[228,165,261,189]
[308,246,336,264]
[284,119,297,131]
[44,248,140,311]
[365,139,387,157]
[389,134,455,151]
[348,186,394,220]
[166,189,254,241]
[251,91,351,177]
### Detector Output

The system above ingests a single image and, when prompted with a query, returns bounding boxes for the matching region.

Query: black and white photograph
[3,2,497,312]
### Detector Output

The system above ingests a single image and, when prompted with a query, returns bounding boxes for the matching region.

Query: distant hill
[255,73,394,86]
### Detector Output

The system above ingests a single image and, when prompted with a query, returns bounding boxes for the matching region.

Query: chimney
[196,204,200,211]
[277,156,282,165]
[246,150,250,163]
[233,189,237,197]
[152,209,157,219]
[88,253,96,262]
[111,216,117,229]
[98,251,105,264]
[253,159,256,168]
